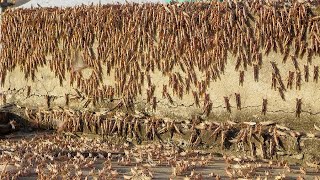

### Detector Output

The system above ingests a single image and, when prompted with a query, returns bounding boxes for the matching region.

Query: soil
[0,131,320,179]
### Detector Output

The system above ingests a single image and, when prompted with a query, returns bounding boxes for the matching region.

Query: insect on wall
[1,1,320,126]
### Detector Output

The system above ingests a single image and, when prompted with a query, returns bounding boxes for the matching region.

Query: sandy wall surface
[1,2,320,121]
[2,49,320,119]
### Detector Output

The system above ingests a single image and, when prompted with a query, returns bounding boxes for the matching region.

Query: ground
[0,131,320,179]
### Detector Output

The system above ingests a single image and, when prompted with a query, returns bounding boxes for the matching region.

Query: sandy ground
[0,131,320,179]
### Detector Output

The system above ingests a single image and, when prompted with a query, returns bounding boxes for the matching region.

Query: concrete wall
[1,2,320,121]
[3,50,320,120]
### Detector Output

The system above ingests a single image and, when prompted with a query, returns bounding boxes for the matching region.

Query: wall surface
[1,2,320,123]
[3,52,320,118]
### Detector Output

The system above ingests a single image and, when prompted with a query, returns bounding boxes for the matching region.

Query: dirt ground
[0,131,320,179]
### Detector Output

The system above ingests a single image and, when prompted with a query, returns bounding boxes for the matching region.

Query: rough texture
[1,2,320,123]
[2,2,320,173]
